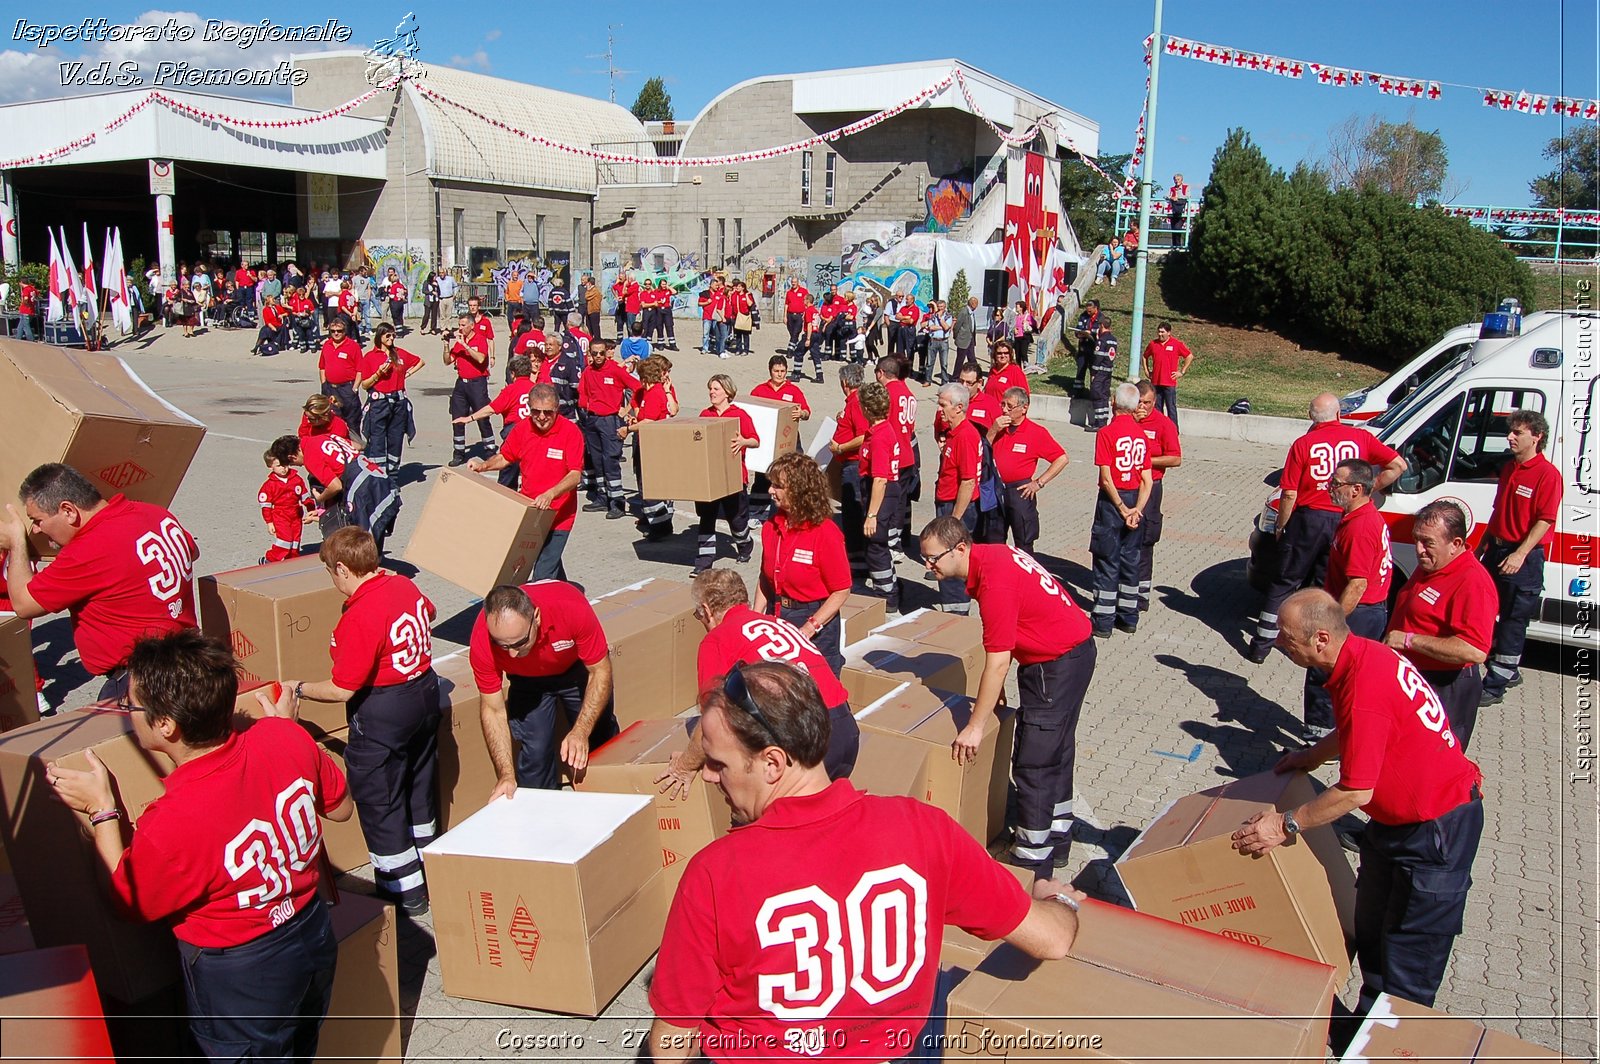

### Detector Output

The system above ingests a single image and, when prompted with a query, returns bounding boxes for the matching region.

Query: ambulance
[1249,307,1598,649]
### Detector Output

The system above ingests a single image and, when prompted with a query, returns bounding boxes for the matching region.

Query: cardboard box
[422,789,668,1016]
[1342,993,1587,1063]
[873,609,987,689]
[939,865,1033,973]
[0,872,32,956]
[403,468,555,595]
[303,726,375,875]
[849,727,930,801]
[577,718,731,895]
[0,341,205,555]
[839,593,887,649]
[0,944,116,1063]
[0,614,38,733]
[855,683,1015,845]
[1114,770,1357,982]
[734,396,802,475]
[637,417,743,502]
[434,651,496,832]
[946,898,1337,1063]
[0,707,179,1002]
[316,894,402,1064]
[589,581,703,722]
[197,556,344,698]
[842,610,988,704]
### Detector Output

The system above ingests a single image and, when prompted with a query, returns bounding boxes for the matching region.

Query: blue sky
[2,3,1595,206]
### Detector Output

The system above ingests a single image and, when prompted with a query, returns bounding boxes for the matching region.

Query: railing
[1433,203,1600,261]
[593,136,686,186]
[1114,196,1198,251]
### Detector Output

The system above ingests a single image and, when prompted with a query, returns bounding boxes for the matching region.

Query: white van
[1250,309,1597,649]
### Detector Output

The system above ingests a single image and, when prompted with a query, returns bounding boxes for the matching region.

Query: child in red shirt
[258,438,318,563]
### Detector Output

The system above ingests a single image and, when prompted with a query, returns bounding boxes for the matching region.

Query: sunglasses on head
[723,666,781,746]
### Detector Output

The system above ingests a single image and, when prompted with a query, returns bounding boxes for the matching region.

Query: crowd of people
[1,269,1555,1062]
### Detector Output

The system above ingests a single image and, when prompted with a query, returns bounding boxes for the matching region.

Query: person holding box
[694,375,760,573]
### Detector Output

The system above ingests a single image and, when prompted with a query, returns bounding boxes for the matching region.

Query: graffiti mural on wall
[924,170,976,233]
[362,242,430,305]
[600,244,712,316]
[486,255,571,304]
[840,221,906,274]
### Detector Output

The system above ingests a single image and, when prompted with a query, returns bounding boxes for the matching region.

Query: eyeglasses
[492,621,535,652]
[1325,478,1353,489]
[722,666,781,746]
[114,693,149,714]
[924,544,958,569]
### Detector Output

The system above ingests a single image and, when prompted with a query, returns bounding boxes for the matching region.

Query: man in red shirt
[932,383,982,612]
[1090,384,1152,637]
[1234,590,1484,1040]
[467,295,494,346]
[16,281,37,342]
[384,267,407,329]
[875,356,922,561]
[648,660,1081,1064]
[991,387,1068,555]
[470,582,619,793]
[1384,501,1496,748]
[783,277,810,363]
[443,312,497,466]
[952,364,1007,544]
[456,354,535,489]
[473,383,585,580]
[1303,459,1394,739]
[576,338,640,520]
[1139,322,1192,426]
[858,382,905,611]
[829,364,870,564]
[891,294,921,361]
[0,463,198,700]
[286,527,439,914]
[921,517,1097,877]
[317,319,363,434]
[1478,409,1562,705]
[1248,392,1406,663]
[1133,380,1182,613]
[48,629,352,1059]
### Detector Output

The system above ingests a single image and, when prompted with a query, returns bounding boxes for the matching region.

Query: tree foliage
[1529,124,1599,210]
[1163,128,1532,363]
[947,269,971,310]
[1059,151,1131,251]
[1319,114,1451,203]
[631,77,674,122]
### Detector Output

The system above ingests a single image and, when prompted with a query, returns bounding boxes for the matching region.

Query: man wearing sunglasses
[317,319,363,433]
[920,515,1097,879]
[649,660,1082,1064]
[469,582,619,797]
[471,383,584,581]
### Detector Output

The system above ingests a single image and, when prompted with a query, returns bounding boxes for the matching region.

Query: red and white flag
[104,227,133,335]
[80,222,98,310]
[58,228,87,313]
[46,228,66,322]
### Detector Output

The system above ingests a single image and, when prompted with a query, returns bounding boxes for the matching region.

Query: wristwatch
[1282,810,1301,841]
[1050,892,1081,912]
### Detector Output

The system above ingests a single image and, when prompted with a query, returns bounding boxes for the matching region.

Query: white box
[733,397,800,475]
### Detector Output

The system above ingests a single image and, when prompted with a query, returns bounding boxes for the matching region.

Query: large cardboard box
[404,467,556,595]
[0,944,116,1063]
[1114,770,1357,981]
[197,556,344,696]
[637,417,743,502]
[855,683,1015,845]
[590,579,703,722]
[0,615,38,733]
[434,651,496,831]
[0,708,178,1002]
[849,727,930,800]
[842,610,987,705]
[1342,993,1587,1063]
[874,609,987,687]
[946,898,1338,1063]
[422,789,668,1016]
[0,341,205,555]
[734,396,802,475]
[577,718,731,895]
[316,894,403,1064]
[839,593,887,648]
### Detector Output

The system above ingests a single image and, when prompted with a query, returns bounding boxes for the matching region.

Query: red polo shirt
[886,379,917,441]
[638,383,675,423]
[697,604,849,707]
[784,287,810,315]
[1143,337,1191,386]
[993,418,1065,484]
[833,390,868,449]
[330,573,436,690]
[860,420,904,481]
[1137,408,1181,482]
[1094,413,1151,492]
[750,380,810,413]
[108,717,346,948]
[1325,635,1483,825]
[1487,452,1561,547]
[297,413,351,440]
[490,379,534,427]
[27,496,198,675]
[579,361,641,416]
[1281,422,1400,514]
[359,348,420,394]
[759,514,850,605]
[966,544,1091,664]
[512,329,547,357]
[301,434,360,487]
[984,364,1029,400]
[967,392,1001,434]
[936,417,981,502]
[702,405,760,484]
[468,581,607,693]
[1325,503,1392,606]
[1386,550,1498,673]
[449,333,491,380]
[472,314,495,342]
[319,336,363,385]
[501,416,585,530]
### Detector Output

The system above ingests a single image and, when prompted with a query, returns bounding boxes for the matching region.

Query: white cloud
[484,29,502,43]
[0,10,352,104]
[447,49,491,73]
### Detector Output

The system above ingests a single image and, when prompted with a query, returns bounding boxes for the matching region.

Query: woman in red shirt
[359,323,424,477]
[622,355,680,541]
[695,374,759,572]
[728,280,755,356]
[754,451,851,673]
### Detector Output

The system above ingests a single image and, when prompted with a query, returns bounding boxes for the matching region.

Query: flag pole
[1128,0,1164,380]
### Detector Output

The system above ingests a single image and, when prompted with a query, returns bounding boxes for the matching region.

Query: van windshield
[1374,353,1468,437]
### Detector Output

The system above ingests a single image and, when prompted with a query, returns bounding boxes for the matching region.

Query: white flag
[80,222,98,309]
[46,228,66,322]
[57,228,86,314]
[105,228,133,335]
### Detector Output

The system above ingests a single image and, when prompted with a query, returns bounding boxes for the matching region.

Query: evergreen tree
[631,77,674,122]
[947,269,971,311]
[1060,152,1132,251]
[1180,128,1293,324]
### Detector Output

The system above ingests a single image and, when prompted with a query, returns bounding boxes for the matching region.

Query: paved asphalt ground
[31,317,1597,1061]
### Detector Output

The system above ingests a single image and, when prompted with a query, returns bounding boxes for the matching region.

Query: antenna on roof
[586,24,637,104]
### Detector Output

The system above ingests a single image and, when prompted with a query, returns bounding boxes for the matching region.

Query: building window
[496,212,507,260]
[825,153,837,208]
[717,219,727,267]
[800,151,812,206]
[453,209,465,267]
[700,218,710,267]
[276,232,298,265]
[573,218,584,270]
[535,215,546,261]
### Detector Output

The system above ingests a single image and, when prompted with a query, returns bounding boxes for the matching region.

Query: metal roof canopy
[0,88,387,179]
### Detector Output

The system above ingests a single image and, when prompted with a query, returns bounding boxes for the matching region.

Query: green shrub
[947,269,971,310]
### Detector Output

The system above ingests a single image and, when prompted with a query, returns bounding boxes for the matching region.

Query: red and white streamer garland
[1161,34,1599,120]
[1440,205,1600,227]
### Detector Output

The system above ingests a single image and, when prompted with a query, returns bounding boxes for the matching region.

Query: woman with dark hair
[622,355,680,541]
[358,323,423,478]
[419,272,442,334]
[753,451,852,673]
[694,374,759,573]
